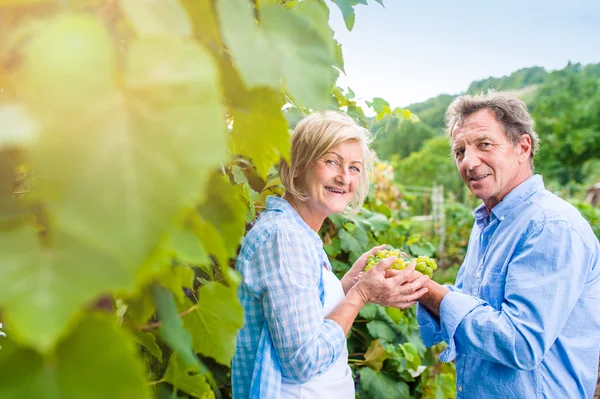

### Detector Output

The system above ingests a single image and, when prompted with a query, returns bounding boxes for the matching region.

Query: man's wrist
[418,280,450,317]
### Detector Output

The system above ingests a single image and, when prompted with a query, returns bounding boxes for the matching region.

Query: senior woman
[232,111,430,399]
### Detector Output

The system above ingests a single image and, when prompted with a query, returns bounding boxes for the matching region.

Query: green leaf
[153,285,201,370]
[214,0,280,88]
[331,0,356,31]
[17,12,116,119]
[120,0,192,38]
[216,0,336,109]
[189,213,229,269]
[358,367,410,399]
[323,237,342,257]
[168,227,211,265]
[183,281,243,365]
[261,2,335,109]
[364,339,389,371]
[0,316,151,399]
[228,88,290,176]
[409,241,436,257]
[0,224,141,351]
[130,330,163,362]
[363,211,391,233]
[338,227,362,254]
[2,35,227,350]
[159,265,196,303]
[163,353,214,399]
[366,320,397,342]
[359,303,378,320]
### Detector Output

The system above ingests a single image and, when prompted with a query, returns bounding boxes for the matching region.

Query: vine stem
[148,379,165,386]
[138,304,199,332]
[348,359,367,364]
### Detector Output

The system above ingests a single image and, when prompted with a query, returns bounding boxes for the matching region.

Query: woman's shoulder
[241,210,313,256]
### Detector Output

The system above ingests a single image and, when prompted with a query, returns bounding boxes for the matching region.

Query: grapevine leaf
[364,339,389,371]
[183,281,243,365]
[216,0,335,109]
[153,285,201,370]
[0,225,141,351]
[358,367,410,399]
[159,265,196,303]
[366,320,397,342]
[180,0,221,47]
[163,353,215,399]
[130,330,163,362]
[408,242,436,257]
[230,88,290,179]
[338,227,362,253]
[3,35,226,350]
[189,212,229,269]
[323,237,342,257]
[17,13,116,119]
[358,303,378,320]
[261,2,335,110]
[0,316,151,399]
[120,0,192,38]
[197,174,251,257]
[167,227,211,265]
[331,0,356,31]
[214,0,281,88]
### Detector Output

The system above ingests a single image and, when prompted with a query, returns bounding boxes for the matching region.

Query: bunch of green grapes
[365,248,438,278]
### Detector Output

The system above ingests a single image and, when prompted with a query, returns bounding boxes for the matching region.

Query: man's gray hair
[445,91,540,166]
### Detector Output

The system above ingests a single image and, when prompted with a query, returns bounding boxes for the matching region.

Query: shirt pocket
[478,271,506,310]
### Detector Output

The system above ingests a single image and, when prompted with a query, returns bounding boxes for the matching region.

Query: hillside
[401,62,600,133]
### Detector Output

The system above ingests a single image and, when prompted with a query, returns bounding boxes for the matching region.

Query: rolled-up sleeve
[256,227,346,383]
[438,220,591,369]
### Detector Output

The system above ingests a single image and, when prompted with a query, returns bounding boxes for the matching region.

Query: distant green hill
[402,62,600,134]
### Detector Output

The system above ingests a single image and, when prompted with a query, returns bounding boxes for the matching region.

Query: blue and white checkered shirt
[232,196,347,399]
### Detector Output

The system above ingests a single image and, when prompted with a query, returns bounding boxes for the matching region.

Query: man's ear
[518,134,532,163]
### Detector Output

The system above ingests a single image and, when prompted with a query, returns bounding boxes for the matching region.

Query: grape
[364,247,438,278]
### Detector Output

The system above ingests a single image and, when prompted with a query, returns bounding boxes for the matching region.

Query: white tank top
[280,267,355,398]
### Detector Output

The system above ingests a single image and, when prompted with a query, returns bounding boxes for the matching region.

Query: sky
[328,0,600,108]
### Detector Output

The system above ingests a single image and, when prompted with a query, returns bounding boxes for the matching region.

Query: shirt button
[500,216,505,221]
[476,272,481,278]
[459,385,463,392]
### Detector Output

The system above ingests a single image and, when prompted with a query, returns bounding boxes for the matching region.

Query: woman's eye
[325,159,337,166]
[350,165,361,173]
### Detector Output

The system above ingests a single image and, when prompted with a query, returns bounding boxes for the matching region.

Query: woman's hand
[348,257,430,309]
[340,244,386,294]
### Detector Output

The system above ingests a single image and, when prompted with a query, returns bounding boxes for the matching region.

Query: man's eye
[455,149,465,157]
[479,142,491,148]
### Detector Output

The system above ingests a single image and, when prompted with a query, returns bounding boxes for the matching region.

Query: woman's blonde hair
[279,110,373,214]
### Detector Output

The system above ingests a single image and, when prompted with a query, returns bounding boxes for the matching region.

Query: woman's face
[300,139,364,218]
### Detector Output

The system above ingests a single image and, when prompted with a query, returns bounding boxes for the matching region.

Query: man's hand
[340,244,386,294]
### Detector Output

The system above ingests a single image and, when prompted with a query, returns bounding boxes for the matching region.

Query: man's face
[451,109,532,210]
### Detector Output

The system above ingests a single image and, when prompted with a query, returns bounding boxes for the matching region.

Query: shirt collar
[265,196,322,243]
[472,174,544,225]
[490,174,544,221]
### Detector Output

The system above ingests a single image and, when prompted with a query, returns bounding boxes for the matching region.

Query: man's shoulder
[525,189,594,239]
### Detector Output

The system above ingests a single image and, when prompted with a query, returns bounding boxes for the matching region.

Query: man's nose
[462,149,480,170]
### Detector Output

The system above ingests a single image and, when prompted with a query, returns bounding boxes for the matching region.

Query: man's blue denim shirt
[418,175,600,398]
